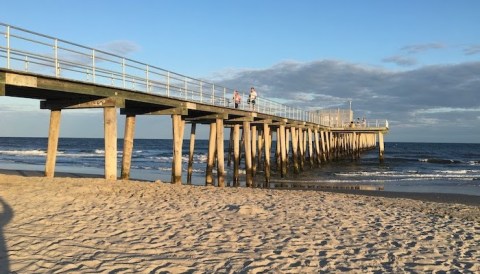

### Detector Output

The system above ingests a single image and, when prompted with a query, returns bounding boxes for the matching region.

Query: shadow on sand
[0,198,13,273]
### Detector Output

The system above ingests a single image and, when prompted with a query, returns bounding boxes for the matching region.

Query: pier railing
[0,23,388,128]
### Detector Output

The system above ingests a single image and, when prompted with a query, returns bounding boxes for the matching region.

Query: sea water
[0,138,479,196]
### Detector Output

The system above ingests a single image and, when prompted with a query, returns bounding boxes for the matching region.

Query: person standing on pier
[248,87,257,110]
[233,90,241,109]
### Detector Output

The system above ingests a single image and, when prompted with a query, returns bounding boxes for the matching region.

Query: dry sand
[0,174,479,273]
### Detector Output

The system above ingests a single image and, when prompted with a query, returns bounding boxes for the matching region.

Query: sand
[0,174,479,273]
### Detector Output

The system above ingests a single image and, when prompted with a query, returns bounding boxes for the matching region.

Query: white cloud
[97,40,140,56]
[213,59,480,142]
[400,43,446,54]
[382,55,417,67]
[463,44,480,55]
[414,107,480,114]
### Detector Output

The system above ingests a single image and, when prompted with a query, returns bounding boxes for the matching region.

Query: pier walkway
[0,23,389,187]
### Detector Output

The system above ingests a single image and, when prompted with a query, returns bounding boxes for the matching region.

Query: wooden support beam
[276,128,281,172]
[320,130,327,163]
[251,125,257,179]
[280,124,287,178]
[216,118,225,187]
[0,72,5,96]
[308,128,314,167]
[243,121,253,187]
[121,106,188,116]
[378,132,385,162]
[285,129,290,169]
[251,119,273,124]
[187,123,196,184]
[351,133,355,157]
[314,129,321,166]
[357,133,362,158]
[171,114,185,184]
[257,128,264,173]
[104,107,117,180]
[225,116,254,123]
[291,127,299,174]
[298,128,304,171]
[206,122,217,186]
[4,73,37,87]
[233,124,240,187]
[0,77,5,96]
[263,123,271,188]
[45,110,61,178]
[324,131,331,161]
[227,127,233,168]
[186,113,228,121]
[121,114,136,180]
[41,97,124,109]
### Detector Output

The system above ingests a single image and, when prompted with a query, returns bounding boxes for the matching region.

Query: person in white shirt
[248,87,257,110]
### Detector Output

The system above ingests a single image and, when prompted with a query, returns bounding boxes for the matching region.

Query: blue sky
[1,0,479,142]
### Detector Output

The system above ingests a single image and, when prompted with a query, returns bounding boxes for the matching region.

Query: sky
[1,0,479,143]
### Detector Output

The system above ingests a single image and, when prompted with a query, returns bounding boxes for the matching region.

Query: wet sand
[0,173,479,273]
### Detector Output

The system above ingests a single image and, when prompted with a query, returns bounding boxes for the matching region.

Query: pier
[0,23,389,186]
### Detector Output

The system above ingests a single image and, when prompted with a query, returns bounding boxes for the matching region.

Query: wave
[468,160,480,166]
[0,149,46,156]
[418,158,462,164]
[150,154,208,163]
[335,170,479,181]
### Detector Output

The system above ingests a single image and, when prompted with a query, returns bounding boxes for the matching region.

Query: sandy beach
[0,173,479,273]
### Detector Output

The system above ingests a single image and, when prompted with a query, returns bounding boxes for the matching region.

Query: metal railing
[0,23,388,129]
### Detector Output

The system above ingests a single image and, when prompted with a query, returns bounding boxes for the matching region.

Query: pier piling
[233,124,240,186]
[243,121,253,187]
[104,107,117,180]
[121,114,136,180]
[216,118,225,187]
[263,123,271,187]
[187,123,196,184]
[45,109,61,178]
[171,114,185,184]
[206,122,216,186]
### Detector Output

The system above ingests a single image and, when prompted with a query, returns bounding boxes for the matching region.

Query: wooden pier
[1,69,387,187]
[0,23,389,187]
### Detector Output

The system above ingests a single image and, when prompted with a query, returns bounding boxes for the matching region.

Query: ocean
[0,137,479,196]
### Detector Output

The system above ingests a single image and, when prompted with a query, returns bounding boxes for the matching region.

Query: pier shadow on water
[0,198,13,273]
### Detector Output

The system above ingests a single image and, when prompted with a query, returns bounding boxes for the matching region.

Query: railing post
[200,81,203,103]
[167,71,170,96]
[54,39,60,77]
[6,26,10,69]
[146,65,149,92]
[92,49,96,83]
[212,84,215,105]
[24,56,29,71]
[184,77,188,100]
[122,58,126,88]
[223,87,226,107]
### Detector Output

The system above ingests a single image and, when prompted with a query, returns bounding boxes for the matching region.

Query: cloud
[3,57,479,142]
[382,55,417,67]
[400,42,445,54]
[57,40,140,67]
[214,60,480,142]
[97,40,140,56]
[463,44,480,55]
